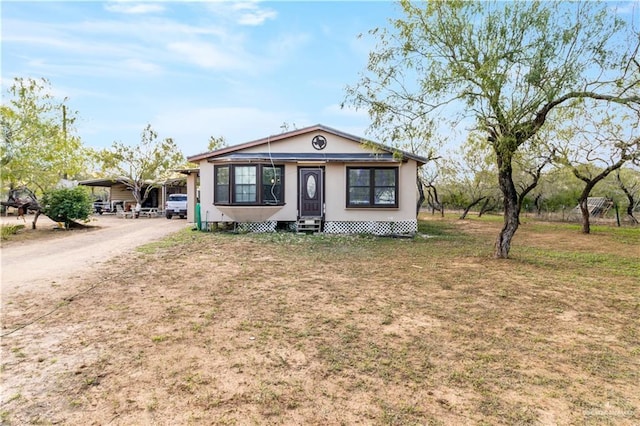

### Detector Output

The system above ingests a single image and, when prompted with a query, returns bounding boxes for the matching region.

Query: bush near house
[42,186,93,228]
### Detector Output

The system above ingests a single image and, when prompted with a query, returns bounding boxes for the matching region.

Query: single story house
[187,124,428,234]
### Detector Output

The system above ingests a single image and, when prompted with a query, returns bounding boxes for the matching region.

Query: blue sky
[3,1,638,160]
[2,1,403,157]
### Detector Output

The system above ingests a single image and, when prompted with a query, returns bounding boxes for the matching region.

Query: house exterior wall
[323,161,418,223]
[109,184,136,209]
[197,160,419,223]
[194,129,422,234]
[198,161,216,219]
[186,173,197,222]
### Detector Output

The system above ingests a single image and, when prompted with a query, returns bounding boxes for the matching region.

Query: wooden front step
[297,218,322,233]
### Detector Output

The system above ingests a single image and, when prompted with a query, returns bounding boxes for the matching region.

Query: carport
[78,177,188,214]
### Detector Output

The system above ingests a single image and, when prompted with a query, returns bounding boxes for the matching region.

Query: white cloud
[72,18,229,39]
[166,41,247,71]
[205,1,277,26]
[122,58,162,73]
[230,2,258,11]
[237,9,277,26]
[266,32,311,58]
[104,2,166,15]
[16,58,160,80]
[149,103,376,156]
[608,2,638,16]
[152,106,309,154]
[3,18,150,58]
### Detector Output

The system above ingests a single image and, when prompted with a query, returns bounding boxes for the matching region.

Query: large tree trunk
[495,159,519,259]
[578,197,591,234]
[577,183,596,234]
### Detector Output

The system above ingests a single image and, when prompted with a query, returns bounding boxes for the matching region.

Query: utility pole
[62,104,68,180]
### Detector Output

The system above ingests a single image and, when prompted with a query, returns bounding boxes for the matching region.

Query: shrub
[42,187,93,228]
[1,224,25,240]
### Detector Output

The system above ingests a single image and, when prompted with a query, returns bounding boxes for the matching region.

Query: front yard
[1,215,638,425]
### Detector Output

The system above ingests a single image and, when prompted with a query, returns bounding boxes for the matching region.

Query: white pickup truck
[165,193,188,219]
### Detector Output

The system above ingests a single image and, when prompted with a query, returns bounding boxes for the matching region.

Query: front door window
[299,168,323,217]
[306,174,317,199]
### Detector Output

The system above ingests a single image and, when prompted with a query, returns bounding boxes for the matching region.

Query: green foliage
[549,100,639,231]
[348,1,633,143]
[614,167,640,217]
[207,135,227,152]
[345,0,638,257]
[438,136,498,209]
[534,167,584,211]
[1,224,25,240]
[97,124,184,206]
[42,186,93,228]
[1,78,88,194]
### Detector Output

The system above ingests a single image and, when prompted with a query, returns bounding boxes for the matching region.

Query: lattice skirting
[236,221,277,233]
[323,220,417,235]
[200,220,417,235]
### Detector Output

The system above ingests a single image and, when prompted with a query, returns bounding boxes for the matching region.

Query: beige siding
[241,132,374,155]
[324,161,418,222]
[186,173,197,222]
[198,160,419,223]
[109,184,136,209]
[197,130,420,224]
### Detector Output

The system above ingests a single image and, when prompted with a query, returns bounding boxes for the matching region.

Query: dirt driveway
[1,214,189,298]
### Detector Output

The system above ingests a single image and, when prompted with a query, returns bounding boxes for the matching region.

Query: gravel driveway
[1,214,189,297]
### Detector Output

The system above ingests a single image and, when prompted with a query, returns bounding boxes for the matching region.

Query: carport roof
[78,178,123,187]
[78,177,188,187]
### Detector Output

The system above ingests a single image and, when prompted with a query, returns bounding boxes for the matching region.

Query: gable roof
[187,124,430,165]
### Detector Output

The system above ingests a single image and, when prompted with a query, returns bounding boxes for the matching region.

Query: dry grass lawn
[1,214,639,425]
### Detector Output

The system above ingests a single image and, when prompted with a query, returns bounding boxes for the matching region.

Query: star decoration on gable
[311,135,327,150]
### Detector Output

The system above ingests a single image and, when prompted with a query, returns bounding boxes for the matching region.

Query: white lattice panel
[324,221,417,235]
[201,220,416,235]
[237,221,277,233]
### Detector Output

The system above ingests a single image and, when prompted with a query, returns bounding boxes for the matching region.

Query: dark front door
[299,168,323,218]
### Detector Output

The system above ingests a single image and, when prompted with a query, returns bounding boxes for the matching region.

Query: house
[187,124,429,234]
[78,177,187,213]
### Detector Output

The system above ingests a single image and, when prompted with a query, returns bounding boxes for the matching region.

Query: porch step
[297,218,322,233]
